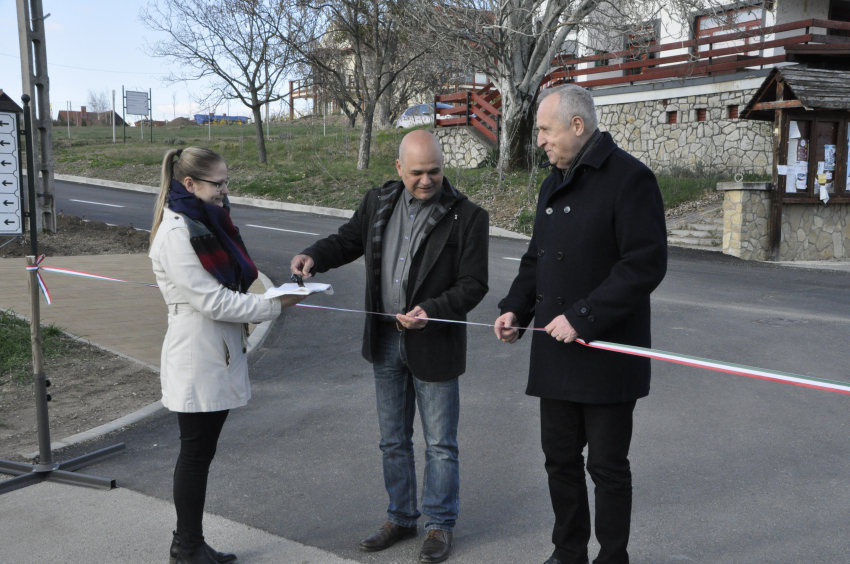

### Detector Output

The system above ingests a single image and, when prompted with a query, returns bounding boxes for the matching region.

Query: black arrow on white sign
[0,161,11,166]
[1,180,12,186]
[4,219,16,225]
[0,140,9,146]
[3,200,14,206]
[0,121,8,126]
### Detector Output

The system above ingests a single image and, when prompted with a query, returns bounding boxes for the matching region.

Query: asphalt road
[54,179,850,563]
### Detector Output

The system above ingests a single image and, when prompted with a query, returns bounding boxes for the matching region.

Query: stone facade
[720,183,771,261]
[433,126,494,169]
[720,183,850,261]
[780,204,850,261]
[597,89,773,176]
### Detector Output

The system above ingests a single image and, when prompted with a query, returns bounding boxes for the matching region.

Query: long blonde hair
[151,147,224,244]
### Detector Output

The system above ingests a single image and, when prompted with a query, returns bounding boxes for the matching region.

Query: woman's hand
[279,294,308,309]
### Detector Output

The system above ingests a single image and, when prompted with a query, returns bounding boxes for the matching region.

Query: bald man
[291,130,489,563]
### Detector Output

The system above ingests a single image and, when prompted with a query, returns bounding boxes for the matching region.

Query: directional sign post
[0,110,23,236]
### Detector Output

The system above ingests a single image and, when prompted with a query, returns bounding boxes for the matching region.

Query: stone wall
[433,126,494,169]
[719,183,771,261]
[720,183,850,261]
[597,89,773,176]
[780,204,850,260]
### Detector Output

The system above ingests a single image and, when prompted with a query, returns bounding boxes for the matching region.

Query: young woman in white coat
[149,147,303,564]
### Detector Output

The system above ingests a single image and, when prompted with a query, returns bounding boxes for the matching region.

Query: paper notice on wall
[817,161,825,174]
[797,139,809,162]
[824,145,836,171]
[777,165,788,176]
[820,183,830,204]
[787,139,798,165]
[796,170,808,191]
[789,121,802,139]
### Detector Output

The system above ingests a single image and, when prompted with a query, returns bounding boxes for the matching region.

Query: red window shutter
[697,109,707,122]
[728,105,739,119]
[667,111,678,124]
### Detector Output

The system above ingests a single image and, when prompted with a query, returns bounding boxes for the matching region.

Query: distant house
[58,106,125,126]
[193,114,250,125]
[136,119,167,127]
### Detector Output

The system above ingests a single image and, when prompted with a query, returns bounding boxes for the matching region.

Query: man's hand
[290,254,314,279]
[397,305,428,330]
[279,294,307,309]
[494,312,519,344]
[545,314,578,343]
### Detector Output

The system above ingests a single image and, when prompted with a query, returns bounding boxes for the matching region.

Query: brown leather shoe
[419,529,453,563]
[359,521,418,552]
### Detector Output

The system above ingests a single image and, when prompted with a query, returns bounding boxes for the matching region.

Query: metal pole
[112,90,115,143]
[209,111,212,139]
[66,101,70,139]
[26,255,55,469]
[149,88,153,144]
[22,95,37,256]
[122,86,125,144]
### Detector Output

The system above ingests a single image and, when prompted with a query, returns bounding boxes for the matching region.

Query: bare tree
[288,0,431,169]
[140,0,313,163]
[86,89,110,124]
[414,0,742,170]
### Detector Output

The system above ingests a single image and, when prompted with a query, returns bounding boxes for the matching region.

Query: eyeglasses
[190,176,230,191]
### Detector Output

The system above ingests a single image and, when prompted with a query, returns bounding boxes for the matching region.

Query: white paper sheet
[777,165,788,176]
[263,282,334,298]
[788,121,801,139]
[820,184,830,204]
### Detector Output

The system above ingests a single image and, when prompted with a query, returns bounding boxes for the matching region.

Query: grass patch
[0,310,67,384]
[52,119,747,235]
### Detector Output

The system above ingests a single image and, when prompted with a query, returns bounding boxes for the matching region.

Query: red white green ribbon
[21,259,850,396]
[25,254,159,306]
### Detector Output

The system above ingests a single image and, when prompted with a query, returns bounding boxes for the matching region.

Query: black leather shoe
[542,558,588,564]
[360,521,418,552]
[419,529,453,563]
[171,531,237,564]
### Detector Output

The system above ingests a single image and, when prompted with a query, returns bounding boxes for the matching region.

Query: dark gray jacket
[302,179,489,382]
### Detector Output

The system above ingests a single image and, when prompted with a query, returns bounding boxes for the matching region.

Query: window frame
[779,111,850,203]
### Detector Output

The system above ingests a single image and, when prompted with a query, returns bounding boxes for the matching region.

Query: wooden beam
[751,100,803,111]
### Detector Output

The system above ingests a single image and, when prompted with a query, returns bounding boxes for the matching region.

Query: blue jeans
[372,323,460,532]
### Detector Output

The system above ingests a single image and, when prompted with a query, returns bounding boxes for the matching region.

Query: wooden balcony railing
[541,18,850,89]
[434,83,501,144]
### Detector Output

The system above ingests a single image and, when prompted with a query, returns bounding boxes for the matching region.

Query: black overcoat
[500,132,667,403]
[302,179,489,382]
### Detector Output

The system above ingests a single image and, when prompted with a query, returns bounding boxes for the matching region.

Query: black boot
[171,531,237,564]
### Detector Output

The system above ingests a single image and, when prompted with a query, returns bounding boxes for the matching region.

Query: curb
[14,269,278,460]
[53,173,532,240]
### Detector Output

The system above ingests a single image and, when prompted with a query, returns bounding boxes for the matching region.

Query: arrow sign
[0,140,8,146]
[3,200,13,206]
[2,180,11,186]
[1,161,11,166]
[4,218,14,225]
[0,121,8,126]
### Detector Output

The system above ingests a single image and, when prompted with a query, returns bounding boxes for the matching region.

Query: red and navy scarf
[167,179,258,293]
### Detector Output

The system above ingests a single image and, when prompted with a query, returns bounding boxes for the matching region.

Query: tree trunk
[357,101,377,170]
[375,85,393,129]
[499,88,538,172]
[251,102,267,164]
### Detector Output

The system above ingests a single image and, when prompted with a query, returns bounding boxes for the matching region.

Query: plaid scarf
[167,179,258,293]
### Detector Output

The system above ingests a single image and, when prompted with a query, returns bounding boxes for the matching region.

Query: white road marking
[246,224,319,236]
[69,199,125,208]
[503,257,522,261]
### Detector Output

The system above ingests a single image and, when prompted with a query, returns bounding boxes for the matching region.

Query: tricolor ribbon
[19,259,850,396]
[25,254,159,306]
[295,303,850,396]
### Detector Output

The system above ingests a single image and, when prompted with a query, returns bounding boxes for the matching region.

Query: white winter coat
[149,212,281,412]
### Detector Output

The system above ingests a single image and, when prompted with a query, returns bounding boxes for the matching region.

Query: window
[667,111,678,125]
[695,7,763,57]
[728,105,739,119]
[625,23,658,76]
[697,108,707,122]
[662,99,669,106]
[594,50,610,68]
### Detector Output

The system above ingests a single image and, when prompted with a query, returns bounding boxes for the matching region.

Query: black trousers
[540,398,636,564]
[174,410,229,551]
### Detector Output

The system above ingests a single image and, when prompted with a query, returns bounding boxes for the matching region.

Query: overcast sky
[0,1,299,122]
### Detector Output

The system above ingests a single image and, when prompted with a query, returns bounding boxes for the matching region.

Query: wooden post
[768,78,785,260]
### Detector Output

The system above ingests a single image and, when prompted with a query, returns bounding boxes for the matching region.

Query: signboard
[0,111,22,236]
[125,91,149,115]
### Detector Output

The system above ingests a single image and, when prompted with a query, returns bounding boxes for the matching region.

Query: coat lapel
[368,181,405,293]
[410,179,461,298]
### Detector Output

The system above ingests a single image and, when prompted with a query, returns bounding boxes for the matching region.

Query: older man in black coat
[494,84,667,564]
[292,130,489,564]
